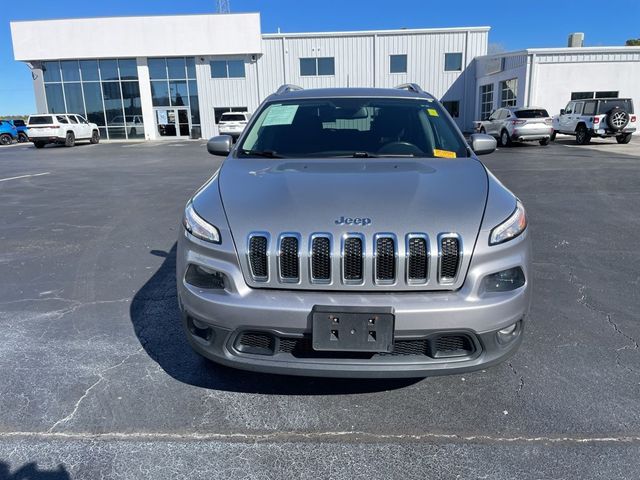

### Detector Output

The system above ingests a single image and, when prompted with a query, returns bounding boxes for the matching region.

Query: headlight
[183,202,221,244]
[489,201,527,245]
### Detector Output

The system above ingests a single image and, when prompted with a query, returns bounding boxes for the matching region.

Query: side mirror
[470,133,497,156]
[560,109,566,115]
[207,135,233,156]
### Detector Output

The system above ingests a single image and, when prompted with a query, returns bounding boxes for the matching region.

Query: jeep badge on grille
[335,216,372,226]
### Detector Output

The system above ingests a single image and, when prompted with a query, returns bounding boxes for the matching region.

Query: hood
[218,156,488,290]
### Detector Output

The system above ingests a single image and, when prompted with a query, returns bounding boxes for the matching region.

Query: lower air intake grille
[235,332,275,355]
[311,236,331,281]
[248,236,268,279]
[343,237,363,281]
[279,236,299,279]
[375,237,396,281]
[440,236,460,281]
[432,335,474,358]
[407,237,428,281]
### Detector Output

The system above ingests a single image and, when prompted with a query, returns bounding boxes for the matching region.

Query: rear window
[597,99,634,114]
[220,114,247,122]
[13,120,26,127]
[514,109,549,118]
[28,116,54,125]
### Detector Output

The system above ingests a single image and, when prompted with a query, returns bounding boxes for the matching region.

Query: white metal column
[136,58,158,140]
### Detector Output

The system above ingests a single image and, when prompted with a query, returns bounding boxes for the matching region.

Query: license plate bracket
[311,306,394,352]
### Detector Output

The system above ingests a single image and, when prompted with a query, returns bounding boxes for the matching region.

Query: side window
[77,115,88,124]
[498,109,507,120]
[57,115,68,124]
[574,102,584,115]
[67,115,79,124]
[583,101,596,115]
[564,103,574,115]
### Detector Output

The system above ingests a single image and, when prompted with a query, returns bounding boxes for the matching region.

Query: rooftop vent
[568,33,584,48]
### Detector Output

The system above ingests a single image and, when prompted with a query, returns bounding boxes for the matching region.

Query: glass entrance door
[155,108,190,137]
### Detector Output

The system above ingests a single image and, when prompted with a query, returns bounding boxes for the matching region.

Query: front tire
[575,125,591,145]
[550,131,557,142]
[90,130,100,144]
[0,134,12,146]
[17,132,28,143]
[499,129,511,147]
[480,127,487,134]
[34,141,46,149]
[539,138,550,146]
[64,131,75,147]
[616,133,632,144]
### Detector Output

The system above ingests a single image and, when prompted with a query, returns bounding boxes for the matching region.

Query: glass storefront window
[102,82,123,124]
[43,61,61,83]
[63,83,84,114]
[82,82,106,126]
[186,58,196,79]
[44,84,65,113]
[122,82,142,115]
[151,81,170,106]
[167,58,186,79]
[99,60,119,81]
[118,59,138,80]
[80,60,99,81]
[61,60,81,82]
[188,80,200,125]
[169,81,189,107]
[148,58,167,79]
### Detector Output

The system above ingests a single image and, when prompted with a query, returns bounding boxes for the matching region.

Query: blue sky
[1,0,639,114]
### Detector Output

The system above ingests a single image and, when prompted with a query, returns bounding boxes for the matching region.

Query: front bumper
[176,228,532,378]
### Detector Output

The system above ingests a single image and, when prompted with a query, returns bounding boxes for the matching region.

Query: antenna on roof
[216,0,230,13]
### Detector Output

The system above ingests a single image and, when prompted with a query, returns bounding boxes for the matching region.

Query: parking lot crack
[507,362,525,396]
[569,271,639,374]
[47,347,143,433]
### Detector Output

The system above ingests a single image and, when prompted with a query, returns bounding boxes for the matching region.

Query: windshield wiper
[240,149,285,159]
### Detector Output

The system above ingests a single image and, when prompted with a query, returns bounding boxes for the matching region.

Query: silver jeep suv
[177,84,532,378]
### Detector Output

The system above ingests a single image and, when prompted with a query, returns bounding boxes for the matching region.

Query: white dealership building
[10,13,640,139]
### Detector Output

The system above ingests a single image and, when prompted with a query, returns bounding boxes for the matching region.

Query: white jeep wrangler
[552,98,636,145]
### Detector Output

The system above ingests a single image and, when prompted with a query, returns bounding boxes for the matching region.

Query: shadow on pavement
[130,243,421,395]
[0,462,70,480]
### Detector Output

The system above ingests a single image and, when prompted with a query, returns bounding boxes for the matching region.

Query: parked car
[177,83,531,378]
[1,119,28,143]
[217,112,251,140]
[109,115,144,137]
[552,98,636,145]
[0,120,18,145]
[27,114,100,148]
[477,107,553,147]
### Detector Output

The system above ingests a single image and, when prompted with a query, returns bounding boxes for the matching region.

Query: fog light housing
[185,264,226,289]
[497,321,521,345]
[187,316,214,342]
[483,267,525,292]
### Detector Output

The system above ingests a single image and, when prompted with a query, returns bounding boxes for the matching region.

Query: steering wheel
[377,141,422,156]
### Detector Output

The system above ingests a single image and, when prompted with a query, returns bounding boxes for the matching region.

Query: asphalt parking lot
[1,136,639,479]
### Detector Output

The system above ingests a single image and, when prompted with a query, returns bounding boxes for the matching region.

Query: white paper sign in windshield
[262,105,299,126]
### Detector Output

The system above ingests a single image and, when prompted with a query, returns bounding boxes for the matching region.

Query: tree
[626,38,640,46]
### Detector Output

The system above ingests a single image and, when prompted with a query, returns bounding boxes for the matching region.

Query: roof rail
[275,84,304,95]
[394,83,425,94]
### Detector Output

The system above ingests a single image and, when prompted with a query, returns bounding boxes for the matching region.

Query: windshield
[221,114,247,122]
[238,98,468,158]
[515,109,549,118]
[28,116,54,125]
[597,99,634,114]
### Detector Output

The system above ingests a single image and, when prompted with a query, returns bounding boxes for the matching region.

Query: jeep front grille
[439,235,461,283]
[311,236,331,281]
[343,236,364,282]
[248,235,268,280]
[279,236,299,280]
[245,232,463,290]
[375,236,396,282]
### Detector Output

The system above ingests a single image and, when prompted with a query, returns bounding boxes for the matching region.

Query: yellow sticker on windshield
[427,108,439,117]
[433,149,456,159]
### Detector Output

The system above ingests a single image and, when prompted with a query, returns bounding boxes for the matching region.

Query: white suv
[27,114,100,148]
[552,98,636,145]
[217,112,251,140]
